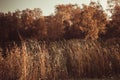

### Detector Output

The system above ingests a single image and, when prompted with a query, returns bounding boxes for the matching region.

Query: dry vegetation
[0,0,120,80]
[0,2,108,41]
[0,39,120,80]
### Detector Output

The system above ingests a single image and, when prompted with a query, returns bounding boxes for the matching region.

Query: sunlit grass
[0,39,120,80]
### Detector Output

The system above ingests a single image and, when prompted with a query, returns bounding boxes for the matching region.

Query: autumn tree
[20,8,43,40]
[46,15,64,40]
[33,17,47,40]
[8,10,23,42]
[0,12,14,42]
[106,0,120,38]
[55,4,81,39]
[71,2,107,40]
[55,4,80,21]
[0,8,45,41]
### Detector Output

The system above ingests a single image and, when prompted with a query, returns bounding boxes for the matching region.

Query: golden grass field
[0,38,120,80]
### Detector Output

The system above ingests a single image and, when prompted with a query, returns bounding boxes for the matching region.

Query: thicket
[0,2,116,42]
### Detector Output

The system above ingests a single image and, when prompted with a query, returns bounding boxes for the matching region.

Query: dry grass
[0,39,120,80]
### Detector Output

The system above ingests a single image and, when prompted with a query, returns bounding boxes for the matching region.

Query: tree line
[0,1,119,42]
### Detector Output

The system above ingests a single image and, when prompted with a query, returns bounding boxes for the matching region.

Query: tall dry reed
[0,39,120,80]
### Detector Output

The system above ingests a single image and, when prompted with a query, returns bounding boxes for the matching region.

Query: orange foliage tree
[46,15,64,40]
[71,2,107,40]
[33,17,47,40]
[0,8,45,42]
[106,0,120,38]
[55,4,82,39]
[20,8,43,40]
